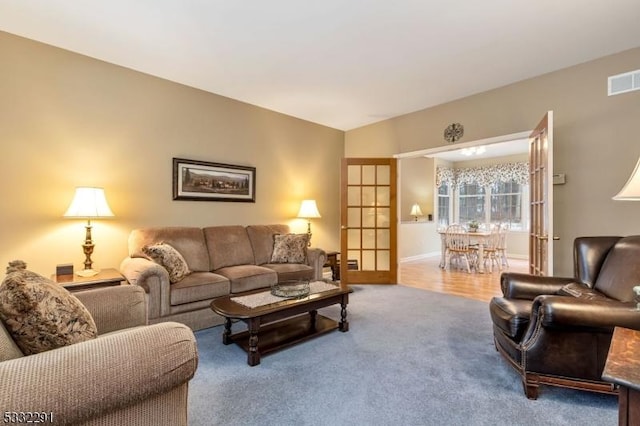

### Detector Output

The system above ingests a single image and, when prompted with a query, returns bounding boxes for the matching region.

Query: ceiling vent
[608,69,640,96]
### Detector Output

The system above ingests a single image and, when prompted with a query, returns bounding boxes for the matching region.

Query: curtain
[436,162,529,188]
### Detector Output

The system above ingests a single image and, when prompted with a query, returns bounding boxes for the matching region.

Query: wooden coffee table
[211,283,349,366]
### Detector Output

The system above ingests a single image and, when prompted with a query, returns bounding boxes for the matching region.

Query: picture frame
[172,158,256,202]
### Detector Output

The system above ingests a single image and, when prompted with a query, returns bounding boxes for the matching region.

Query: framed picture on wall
[172,158,256,202]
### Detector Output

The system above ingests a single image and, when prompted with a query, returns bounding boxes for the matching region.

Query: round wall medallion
[444,123,464,143]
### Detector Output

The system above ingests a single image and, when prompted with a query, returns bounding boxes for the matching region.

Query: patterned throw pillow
[142,242,191,283]
[270,234,309,264]
[0,261,98,355]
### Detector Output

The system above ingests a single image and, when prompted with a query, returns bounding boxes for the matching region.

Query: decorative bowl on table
[271,280,310,298]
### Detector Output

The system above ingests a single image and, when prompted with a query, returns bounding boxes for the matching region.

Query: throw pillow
[0,260,98,355]
[270,234,308,264]
[142,242,191,283]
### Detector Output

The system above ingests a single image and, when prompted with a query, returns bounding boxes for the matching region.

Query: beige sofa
[0,285,198,425]
[120,224,327,330]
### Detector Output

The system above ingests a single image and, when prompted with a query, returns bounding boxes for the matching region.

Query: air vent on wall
[608,69,640,96]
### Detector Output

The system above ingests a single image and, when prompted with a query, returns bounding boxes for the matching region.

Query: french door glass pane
[348,187,361,206]
[348,207,361,227]
[377,250,390,270]
[362,250,375,270]
[376,208,390,227]
[362,208,376,227]
[362,187,376,206]
[348,165,361,185]
[376,186,390,206]
[362,229,376,249]
[362,166,376,184]
[347,229,361,249]
[377,165,390,185]
[377,229,390,249]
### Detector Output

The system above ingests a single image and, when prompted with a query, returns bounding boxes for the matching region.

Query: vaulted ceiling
[1,1,639,130]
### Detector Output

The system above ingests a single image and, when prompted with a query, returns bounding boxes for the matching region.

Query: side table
[52,268,125,292]
[602,326,640,425]
[324,251,340,281]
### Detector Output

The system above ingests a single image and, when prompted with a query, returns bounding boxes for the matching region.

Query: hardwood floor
[398,256,529,303]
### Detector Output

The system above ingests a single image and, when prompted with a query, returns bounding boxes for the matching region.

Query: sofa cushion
[170,272,230,306]
[204,226,256,270]
[247,224,290,265]
[0,320,23,361]
[142,242,191,284]
[270,234,309,263]
[129,227,210,272]
[215,265,277,293]
[0,262,97,355]
[594,235,640,302]
[262,263,314,282]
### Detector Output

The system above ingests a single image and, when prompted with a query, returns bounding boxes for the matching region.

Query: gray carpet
[189,285,617,425]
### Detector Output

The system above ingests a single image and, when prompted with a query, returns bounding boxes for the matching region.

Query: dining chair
[496,223,510,268]
[474,224,502,273]
[444,224,475,273]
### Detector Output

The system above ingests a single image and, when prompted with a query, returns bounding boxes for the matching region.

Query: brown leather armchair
[489,236,640,399]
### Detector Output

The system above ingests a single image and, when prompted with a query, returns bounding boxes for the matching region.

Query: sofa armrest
[534,295,640,331]
[500,272,574,299]
[307,248,327,281]
[74,285,148,334]
[0,322,197,425]
[120,256,171,319]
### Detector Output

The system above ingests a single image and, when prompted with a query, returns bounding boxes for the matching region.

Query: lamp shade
[410,203,423,217]
[64,187,115,218]
[613,156,640,200]
[297,199,321,219]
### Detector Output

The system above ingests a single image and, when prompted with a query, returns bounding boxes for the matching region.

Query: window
[437,184,450,227]
[436,163,528,230]
[451,181,528,230]
[457,183,485,223]
[490,180,523,227]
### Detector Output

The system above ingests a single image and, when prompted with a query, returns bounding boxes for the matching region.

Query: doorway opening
[393,131,532,272]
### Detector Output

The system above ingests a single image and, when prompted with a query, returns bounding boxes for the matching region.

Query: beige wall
[0,32,344,275]
[400,156,434,222]
[347,47,640,276]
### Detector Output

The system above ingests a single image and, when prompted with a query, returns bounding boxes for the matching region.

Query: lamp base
[76,268,100,278]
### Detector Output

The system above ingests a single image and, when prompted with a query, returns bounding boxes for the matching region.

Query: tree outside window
[437,185,450,227]
[458,183,485,223]
[490,180,523,228]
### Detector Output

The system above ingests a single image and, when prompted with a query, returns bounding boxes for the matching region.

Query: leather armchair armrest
[534,295,640,331]
[0,322,197,425]
[500,272,574,299]
[74,285,148,334]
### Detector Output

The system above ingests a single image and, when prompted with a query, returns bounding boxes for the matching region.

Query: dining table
[438,229,493,273]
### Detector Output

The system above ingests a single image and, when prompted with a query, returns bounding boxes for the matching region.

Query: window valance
[436,162,529,188]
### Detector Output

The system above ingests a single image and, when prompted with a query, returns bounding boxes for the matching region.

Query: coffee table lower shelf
[225,313,339,364]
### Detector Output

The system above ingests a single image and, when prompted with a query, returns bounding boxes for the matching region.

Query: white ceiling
[1,1,639,131]
[427,139,529,162]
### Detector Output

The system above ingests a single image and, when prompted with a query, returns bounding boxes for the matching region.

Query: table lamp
[613,156,640,200]
[297,199,321,247]
[410,203,423,221]
[64,187,114,277]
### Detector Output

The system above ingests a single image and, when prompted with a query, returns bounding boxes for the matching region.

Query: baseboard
[400,252,441,263]
[400,253,527,263]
